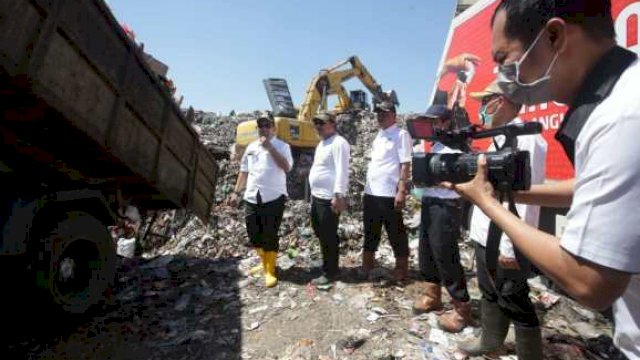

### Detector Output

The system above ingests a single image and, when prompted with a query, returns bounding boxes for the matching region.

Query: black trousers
[311,196,340,277]
[419,196,469,302]
[363,194,409,258]
[475,242,539,327]
[244,193,286,252]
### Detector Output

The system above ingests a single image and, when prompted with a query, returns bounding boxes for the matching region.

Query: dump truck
[432,0,640,235]
[0,0,218,314]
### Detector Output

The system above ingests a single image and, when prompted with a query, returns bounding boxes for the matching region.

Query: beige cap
[470,80,502,101]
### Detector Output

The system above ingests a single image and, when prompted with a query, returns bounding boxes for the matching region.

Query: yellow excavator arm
[236,55,397,149]
[297,55,398,123]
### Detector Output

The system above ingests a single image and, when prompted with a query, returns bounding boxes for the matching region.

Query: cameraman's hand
[498,255,520,270]
[442,155,496,206]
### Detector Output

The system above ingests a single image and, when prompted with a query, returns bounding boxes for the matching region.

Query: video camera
[406,115,542,192]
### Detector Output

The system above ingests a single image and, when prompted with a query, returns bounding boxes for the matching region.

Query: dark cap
[374,100,396,113]
[421,104,451,120]
[312,112,335,123]
[256,112,274,125]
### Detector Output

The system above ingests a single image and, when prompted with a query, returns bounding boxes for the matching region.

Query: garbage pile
[83,110,618,360]
[140,110,421,270]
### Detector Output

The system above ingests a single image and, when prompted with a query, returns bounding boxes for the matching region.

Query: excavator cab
[349,90,368,110]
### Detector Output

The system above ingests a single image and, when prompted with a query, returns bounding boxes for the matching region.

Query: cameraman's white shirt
[240,137,293,204]
[365,124,412,197]
[560,59,640,359]
[469,118,547,258]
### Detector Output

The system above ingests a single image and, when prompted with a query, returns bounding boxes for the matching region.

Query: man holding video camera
[458,81,547,358]
[448,1,640,357]
[411,104,472,333]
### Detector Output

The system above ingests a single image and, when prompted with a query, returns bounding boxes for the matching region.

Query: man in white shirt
[228,113,293,288]
[307,113,350,289]
[457,82,547,358]
[362,100,412,282]
[410,104,472,333]
[450,1,640,358]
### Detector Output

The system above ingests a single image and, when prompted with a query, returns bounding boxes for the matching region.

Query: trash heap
[141,110,422,271]
[47,110,616,360]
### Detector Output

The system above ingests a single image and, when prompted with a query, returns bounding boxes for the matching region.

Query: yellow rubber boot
[264,251,278,288]
[249,248,265,275]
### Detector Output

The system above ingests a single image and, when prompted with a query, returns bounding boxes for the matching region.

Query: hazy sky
[107,0,456,114]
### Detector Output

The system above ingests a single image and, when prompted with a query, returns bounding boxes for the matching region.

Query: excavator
[235,55,398,200]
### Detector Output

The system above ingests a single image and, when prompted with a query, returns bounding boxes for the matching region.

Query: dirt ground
[1,246,624,360]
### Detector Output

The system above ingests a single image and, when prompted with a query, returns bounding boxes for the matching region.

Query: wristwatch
[334,192,346,199]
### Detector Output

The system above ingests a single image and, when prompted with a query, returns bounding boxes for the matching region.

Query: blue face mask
[497,28,559,105]
[411,187,426,199]
[479,104,494,127]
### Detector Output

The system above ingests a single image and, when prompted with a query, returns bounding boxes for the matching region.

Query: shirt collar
[322,133,337,142]
[555,46,637,164]
[507,117,522,125]
[567,46,636,110]
[380,123,399,135]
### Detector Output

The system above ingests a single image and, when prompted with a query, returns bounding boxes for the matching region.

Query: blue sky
[106,1,456,114]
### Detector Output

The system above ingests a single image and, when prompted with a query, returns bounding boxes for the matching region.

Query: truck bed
[0,0,218,220]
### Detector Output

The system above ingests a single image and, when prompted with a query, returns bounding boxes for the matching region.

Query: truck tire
[32,211,116,315]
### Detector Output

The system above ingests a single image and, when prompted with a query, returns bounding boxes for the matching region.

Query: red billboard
[432,0,640,180]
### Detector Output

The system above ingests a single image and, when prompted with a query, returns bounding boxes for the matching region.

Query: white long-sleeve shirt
[469,118,547,258]
[558,57,640,358]
[308,134,350,200]
[240,137,293,204]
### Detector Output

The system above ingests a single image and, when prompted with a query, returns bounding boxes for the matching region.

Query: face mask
[497,28,559,105]
[411,187,426,199]
[479,104,494,127]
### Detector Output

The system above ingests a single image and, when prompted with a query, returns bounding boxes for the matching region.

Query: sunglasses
[257,122,272,129]
[313,120,326,126]
[481,94,502,106]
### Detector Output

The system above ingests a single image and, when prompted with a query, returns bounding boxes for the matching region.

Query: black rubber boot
[515,326,543,360]
[458,299,510,356]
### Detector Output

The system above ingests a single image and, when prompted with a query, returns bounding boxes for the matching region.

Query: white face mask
[497,28,559,105]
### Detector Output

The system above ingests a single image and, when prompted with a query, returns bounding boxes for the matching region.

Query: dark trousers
[363,194,409,257]
[311,196,340,277]
[475,242,539,327]
[419,196,469,302]
[244,193,285,252]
